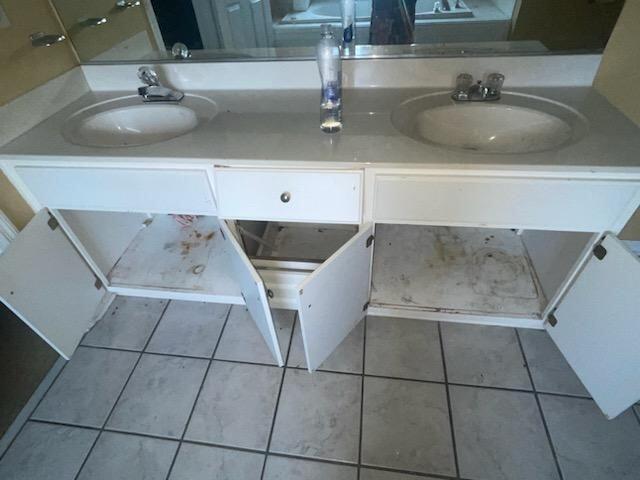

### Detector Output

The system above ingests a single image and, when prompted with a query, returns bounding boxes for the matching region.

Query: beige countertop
[2,86,640,177]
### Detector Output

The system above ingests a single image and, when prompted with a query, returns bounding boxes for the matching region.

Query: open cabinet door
[0,209,106,360]
[546,234,640,419]
[298,224,374,371]
[219,220,284,366]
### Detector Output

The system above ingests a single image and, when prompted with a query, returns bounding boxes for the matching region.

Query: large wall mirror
[50,0,626,62]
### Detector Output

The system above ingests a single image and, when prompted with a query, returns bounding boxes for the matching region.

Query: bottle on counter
[316,24,342,134]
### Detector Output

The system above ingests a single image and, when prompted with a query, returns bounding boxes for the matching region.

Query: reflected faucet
[137,67,184,102]
[451,72,504,101]
[78,17,108,28]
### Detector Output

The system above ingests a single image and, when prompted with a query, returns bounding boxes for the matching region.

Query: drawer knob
[280,192,291,203]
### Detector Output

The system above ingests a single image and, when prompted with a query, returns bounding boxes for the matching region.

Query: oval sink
[63,94,217,147]
[391,92,588,154]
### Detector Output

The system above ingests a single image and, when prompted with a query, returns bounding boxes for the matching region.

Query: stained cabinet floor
[371,225,546,318]
[1,297,639,480]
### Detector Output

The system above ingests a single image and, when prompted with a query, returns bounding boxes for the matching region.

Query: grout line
[82,343,278,366]
[72,298,172,480]
[77,344,143,355]
[79,341,593,398]
[263,450,359,468]
[287,364,364,377]
[360,463,462,480]
[515,329,565,480]
[163,304,233,480]
[29,417,270,451]
[260,313,297,480]
[444,381,589,399]
[18,300,614,480]
[0,357,68,463]
[357,317,367,480]
[631,405,640,427]
[210,305,234,361]
[25,416,469,480]
[181,438,265,455]
[29,418,101,432]
[437,322,460,478]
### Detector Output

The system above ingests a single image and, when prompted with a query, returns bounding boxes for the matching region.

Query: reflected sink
[63,95,217,147]
[391,92,588,154]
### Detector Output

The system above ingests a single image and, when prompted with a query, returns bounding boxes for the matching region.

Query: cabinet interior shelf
[107,215,242,303]
[371,224,547,320]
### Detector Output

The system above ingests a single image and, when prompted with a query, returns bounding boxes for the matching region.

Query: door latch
[547,312,558,327]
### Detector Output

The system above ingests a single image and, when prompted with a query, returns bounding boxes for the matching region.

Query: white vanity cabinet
[1,163,640,420]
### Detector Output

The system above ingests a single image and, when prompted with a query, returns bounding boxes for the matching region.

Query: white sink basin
[392,92,588,154]
[63,95,217,147]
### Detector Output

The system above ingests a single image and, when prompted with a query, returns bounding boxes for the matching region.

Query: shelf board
[108,215,242,303]
[371,225,546,319]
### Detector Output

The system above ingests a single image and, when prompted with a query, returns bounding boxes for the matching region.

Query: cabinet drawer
[373,174,640,232]
[215,168,362,223]
[14,166,216,214]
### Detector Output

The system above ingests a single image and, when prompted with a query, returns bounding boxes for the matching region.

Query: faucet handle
[452,73,473,101]
[138,66,160,86]
[485,73,505,95]
[171,42,191,60]
[455,73,473,89]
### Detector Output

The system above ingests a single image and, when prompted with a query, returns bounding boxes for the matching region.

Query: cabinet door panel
[297,224,374,371]
[547,234,640,419]
[220,220,284,366]
[0,209,106,359]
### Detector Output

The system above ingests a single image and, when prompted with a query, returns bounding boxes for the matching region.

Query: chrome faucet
[137,66,184,103]
[451,73,504,102]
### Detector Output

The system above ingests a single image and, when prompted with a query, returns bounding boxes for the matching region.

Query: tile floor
[1,297,639,480]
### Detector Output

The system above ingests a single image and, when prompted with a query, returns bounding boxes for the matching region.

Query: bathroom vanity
[1,58,639,420]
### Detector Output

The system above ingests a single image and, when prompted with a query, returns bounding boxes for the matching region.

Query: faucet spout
[451,72,504,102]
[137,66,184,103]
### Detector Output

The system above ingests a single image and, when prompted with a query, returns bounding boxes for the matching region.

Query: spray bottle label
[343,24,354,44]
[322,81,341,106]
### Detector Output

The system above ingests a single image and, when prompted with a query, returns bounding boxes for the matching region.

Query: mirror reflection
[50,0,626,62]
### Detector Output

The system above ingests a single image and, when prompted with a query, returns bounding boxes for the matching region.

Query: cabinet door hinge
[547,311,558,327]
[362,301,370,312]
[47,215,59,231]
[593,244,607,260]
[94,277,103,290]
[366,235,375,248]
